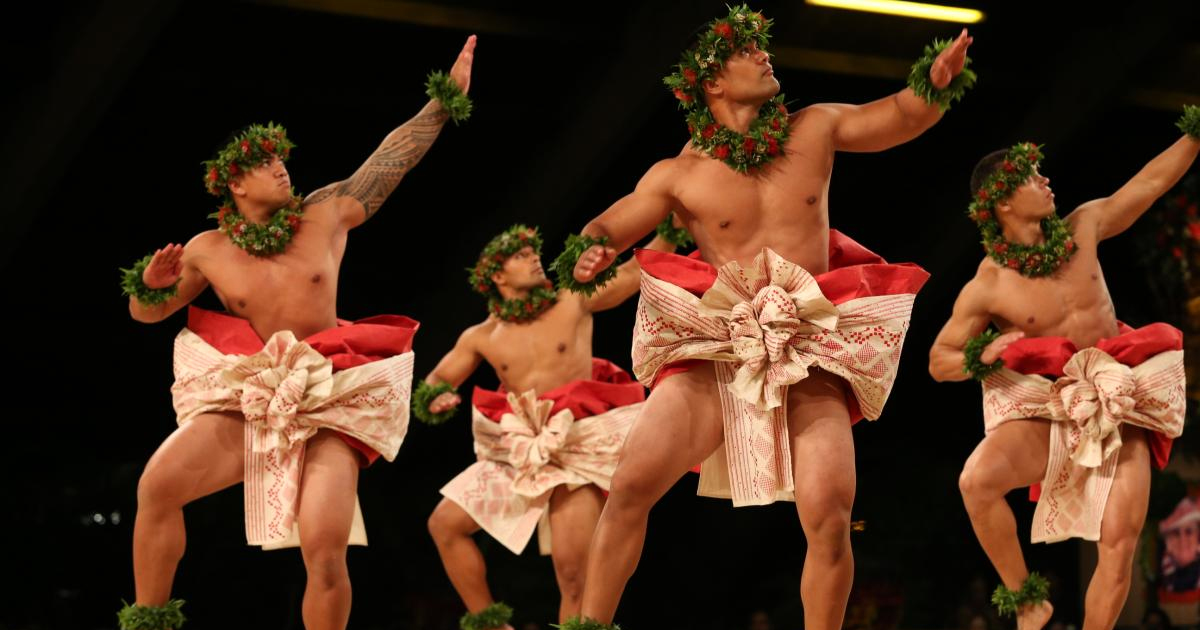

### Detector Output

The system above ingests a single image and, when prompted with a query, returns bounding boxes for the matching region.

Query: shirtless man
[414,224,675,630]
[929,110,1199,630]
[553,6,972,629]
[116,36,475,630]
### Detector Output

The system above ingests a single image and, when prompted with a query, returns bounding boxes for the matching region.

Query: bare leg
[579,363,726,622]
[958,418,1054,630]
[786,371,856,630]
[1083,426,1150,630]
[548,484,605,621]
[427,497,508,622]
[296,430,360,630]
[133,412,245,606]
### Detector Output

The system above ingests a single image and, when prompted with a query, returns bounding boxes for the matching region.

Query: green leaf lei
[120,253,180,306]
[468,225,558,323]
[662,6,790,173]
[907,37,977,112]
[962,328,1004,381]
[117,599,186,630]
[968,142,1077,277]
[1178,104,1200,139]
[656,213,694,248]
[459,602,513,630]
[426,70,473,125]
[991,572,1050,617]
[412,380,459,426]
[551,234,621,297]
[209,194,305,257]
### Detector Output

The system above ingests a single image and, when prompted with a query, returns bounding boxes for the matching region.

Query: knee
[427,504,465,545]
[797,491,853,557]
[958,460,1003,504]
[554,560,586,601]
[303,543,349,590]
[605,470,659,517]
[136,460,180,511]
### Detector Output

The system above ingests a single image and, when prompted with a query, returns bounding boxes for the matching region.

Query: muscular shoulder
[791,104,840,133]
[956,260,1001,312]
[184,229,223,257]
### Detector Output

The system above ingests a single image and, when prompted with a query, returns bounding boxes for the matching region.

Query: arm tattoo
[340,101,450,220]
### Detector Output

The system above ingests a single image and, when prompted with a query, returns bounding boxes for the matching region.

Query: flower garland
[469,225,558,323]
[968,142,1077,276]
[662,5,791,172]
[202,123,294,197]
[555,617,620,630]
[991,572,1050,617]
[426,70,473,125]
[120,253,181,306]
[907,38,976,112]
[551,233,622,297]
[962,328,1003,381]
[412,380,459,426]
[459,602,513,630]
[209,194,305,257]
[1177,104,1200,138]
[117,599,186,630]
[656,213,694,248]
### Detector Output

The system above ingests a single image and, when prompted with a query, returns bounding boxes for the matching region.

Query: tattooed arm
[306,35,476,228]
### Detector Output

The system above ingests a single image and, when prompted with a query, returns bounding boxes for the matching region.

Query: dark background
[3,0,1198,628]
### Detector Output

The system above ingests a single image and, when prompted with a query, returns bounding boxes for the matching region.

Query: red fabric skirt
[186,306,420,466]
[472,358,645,422]
[636,229,930,423]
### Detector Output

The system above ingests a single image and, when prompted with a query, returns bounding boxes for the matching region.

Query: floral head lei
[968,142,1076,276]
[202,122,304,257]
[662,5,790,173]
[202,122,294,197]
[468,225,557,322]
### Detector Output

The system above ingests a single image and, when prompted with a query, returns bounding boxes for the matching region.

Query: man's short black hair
[970,149,1009,195]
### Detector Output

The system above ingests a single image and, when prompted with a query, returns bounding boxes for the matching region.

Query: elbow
[128,302,162,324]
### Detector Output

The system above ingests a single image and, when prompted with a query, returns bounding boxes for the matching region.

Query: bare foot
[1017,601,1054,630]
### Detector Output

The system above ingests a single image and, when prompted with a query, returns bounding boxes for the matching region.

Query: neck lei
[213,194,305,256]
[688,96,790,173]
[489,284,558,323]
[988,213,1076,276]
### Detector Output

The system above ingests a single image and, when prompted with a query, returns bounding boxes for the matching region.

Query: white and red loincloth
[440,359,644,555]
[982,323,1185,543]
[632,230,929,506]
[171,306,418,549]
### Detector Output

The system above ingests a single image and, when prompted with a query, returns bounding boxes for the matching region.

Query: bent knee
[958,459,1009,501]
[137,461,184,509]
[427,502,473,542]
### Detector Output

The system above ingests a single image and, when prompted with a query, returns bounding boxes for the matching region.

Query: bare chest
[478,301,594,392]
[675,127,835,270]
[988,245,1117,345]
[197,221,345,336]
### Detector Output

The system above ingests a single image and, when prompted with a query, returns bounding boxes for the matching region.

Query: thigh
[609,362,726,502]
[430,496,483,536]
[141,411,245,503]
[548,484,605,566]
[297,430,361,551]
[964,418,1052,491]
[1099,425,1151,543]
[786,370,856,513]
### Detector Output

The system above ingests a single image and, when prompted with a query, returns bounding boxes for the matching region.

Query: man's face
[493,246,546,291]
[232,154,292,207]
[709,43,780,104]
[1166,522,1200,566]
[999,167,1055,226]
